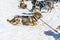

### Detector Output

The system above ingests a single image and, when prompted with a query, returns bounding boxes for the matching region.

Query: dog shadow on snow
[44,30,60,40]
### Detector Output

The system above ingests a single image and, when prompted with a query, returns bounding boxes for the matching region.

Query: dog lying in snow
[7,12,42,26]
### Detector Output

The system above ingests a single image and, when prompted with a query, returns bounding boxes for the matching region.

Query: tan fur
[56,26,60,31]
[7,12,42,26]
[7,17,20,25]
[24,12,42,26]
[20,1,27,9]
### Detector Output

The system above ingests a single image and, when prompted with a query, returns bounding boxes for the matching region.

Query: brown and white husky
[7,12,42,26]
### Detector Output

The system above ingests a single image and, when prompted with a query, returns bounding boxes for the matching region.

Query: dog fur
[7,12,42,26]
[35,1,54,12]
[56,26,60,31]
[20,0,27,9]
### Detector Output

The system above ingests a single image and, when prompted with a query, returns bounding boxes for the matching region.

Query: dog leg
[7,17,20,25]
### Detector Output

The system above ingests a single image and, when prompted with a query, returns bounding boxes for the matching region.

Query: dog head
[33,12,42,19]
[20,1,27,9]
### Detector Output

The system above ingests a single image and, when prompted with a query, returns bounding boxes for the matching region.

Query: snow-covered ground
[0,0,60,40]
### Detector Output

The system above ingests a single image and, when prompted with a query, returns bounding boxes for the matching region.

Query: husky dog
[31,0,37,11]
[7,12,42,26]
[35,1,45,11]
[20,0,27,9]
[35,1,54,12]
[46,1,54,12]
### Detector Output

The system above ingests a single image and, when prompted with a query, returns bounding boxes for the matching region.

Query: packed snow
[0,0,60,40]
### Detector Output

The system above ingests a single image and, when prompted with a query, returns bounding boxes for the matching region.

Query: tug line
[40,19,60,34]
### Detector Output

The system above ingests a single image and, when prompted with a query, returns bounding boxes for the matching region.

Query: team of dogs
[20,0,54,12]
[7,0,58,26]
